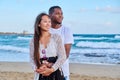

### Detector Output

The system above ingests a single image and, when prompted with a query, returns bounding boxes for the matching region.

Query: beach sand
[0,62,120,80]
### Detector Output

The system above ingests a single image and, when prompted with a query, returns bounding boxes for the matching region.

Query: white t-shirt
[50,25,74,76]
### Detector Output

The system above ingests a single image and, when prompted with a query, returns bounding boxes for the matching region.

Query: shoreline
[0,62,120,80]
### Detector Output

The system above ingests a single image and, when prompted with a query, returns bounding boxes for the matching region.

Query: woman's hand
[41,67,54,76]
[36,64,47,73]
[35,62,54,76]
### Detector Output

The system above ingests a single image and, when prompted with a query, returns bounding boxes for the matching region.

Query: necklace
[41,49,47,59]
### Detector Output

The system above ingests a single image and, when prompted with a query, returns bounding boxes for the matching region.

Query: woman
[30,13,66,80]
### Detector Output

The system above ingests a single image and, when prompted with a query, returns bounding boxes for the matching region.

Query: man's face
[51,8,63,24]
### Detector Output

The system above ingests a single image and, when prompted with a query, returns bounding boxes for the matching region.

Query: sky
[0,0,120,34]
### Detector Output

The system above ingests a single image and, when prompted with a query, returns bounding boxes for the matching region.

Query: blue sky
[0,0,120,34]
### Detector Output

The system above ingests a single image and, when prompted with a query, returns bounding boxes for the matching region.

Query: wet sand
[0,62,120,80]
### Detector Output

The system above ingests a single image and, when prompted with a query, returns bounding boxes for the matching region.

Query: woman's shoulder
[29,38,34,46]
[30,38,34,42]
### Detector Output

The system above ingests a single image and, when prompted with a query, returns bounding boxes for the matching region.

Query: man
[49,6,74,80]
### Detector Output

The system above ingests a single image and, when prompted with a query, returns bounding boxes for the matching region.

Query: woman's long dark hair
[33,13,49,68]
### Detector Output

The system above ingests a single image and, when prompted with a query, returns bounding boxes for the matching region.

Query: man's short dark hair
[49,6,61,14]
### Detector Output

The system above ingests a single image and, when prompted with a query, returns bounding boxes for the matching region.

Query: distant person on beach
[49,6,74,80]
[29,13,66,80]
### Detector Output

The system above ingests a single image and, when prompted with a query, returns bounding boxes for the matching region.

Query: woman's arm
[29,39,37,71]
[52,34,66,71]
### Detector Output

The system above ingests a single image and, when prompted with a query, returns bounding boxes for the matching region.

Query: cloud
[95,5,120,13]
[104,22,113,26]
[79,5,120,13]
[96,6,100,11]
[80,8,87,12]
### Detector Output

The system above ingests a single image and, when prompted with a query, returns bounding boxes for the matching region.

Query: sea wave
[114,35,120,39]
[70,48,120,54]
[0,45,29,53]
[74,36,109,40]
[17,36,32,40]
[74,36,120,41]
[74,34,120,40]
[75,41,120,49]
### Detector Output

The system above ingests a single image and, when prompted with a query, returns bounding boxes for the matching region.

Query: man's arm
[64,44,72,58]
[64,26,74,58]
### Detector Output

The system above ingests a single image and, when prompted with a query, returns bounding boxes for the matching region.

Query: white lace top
[29,34,66,71]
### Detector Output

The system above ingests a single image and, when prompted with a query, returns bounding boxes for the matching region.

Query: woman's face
[39,15,51,31]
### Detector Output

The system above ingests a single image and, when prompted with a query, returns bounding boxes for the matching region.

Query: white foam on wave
[0,45,29,53]
[70,48,120,54]
[115,35,120,39]
[76,41,120,49]
[74,36,109,40]
[17,36,32,40]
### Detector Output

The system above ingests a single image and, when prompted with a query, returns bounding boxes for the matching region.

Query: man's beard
[54,20,62,24]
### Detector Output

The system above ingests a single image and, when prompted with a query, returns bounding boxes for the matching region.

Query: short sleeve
[64,27,74,44]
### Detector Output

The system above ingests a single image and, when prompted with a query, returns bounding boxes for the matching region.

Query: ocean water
[0,34,120,65]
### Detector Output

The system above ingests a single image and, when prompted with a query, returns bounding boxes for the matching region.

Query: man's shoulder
[61,25,70,30]
[61,25,72,33]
